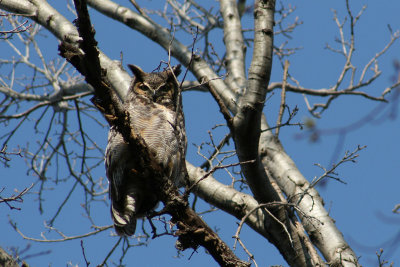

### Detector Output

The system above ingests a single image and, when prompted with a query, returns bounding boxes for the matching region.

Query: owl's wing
[105,127,140,236]
[105,127,126,202]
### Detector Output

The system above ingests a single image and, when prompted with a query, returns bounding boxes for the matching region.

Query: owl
[105,64,187,236]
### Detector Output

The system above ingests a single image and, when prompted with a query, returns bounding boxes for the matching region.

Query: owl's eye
[138,83,151,91]
[158,84,169,91]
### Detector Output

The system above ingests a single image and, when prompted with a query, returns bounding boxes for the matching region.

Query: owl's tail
[111,194,137,236]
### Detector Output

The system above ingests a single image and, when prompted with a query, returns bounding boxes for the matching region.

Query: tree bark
[0,247,20,267]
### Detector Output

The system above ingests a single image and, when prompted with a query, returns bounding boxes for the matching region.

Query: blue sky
[1,0,400,266]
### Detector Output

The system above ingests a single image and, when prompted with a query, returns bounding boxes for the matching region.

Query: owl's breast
[128,101,179,165]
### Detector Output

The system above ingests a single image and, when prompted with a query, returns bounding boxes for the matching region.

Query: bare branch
[0,184,33,210]
[10,218,113,242]
[0,15,31,36]
[80,240,90,267]
[296,145,366,206]
[275,60,289,137]
[0,144,22,165]
[267,3,400,118]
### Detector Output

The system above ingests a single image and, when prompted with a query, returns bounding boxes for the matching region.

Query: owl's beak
[151,89,158,100]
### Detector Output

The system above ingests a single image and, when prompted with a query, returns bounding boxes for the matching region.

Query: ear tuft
[128,64,146,81]
[172,64,182,77]
[166,64,181,79]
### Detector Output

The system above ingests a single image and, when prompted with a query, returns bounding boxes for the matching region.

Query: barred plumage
[105,64,187,236]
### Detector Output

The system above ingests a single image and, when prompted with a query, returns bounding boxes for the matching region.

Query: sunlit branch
[275,60,289,137]
[10,220,113,242]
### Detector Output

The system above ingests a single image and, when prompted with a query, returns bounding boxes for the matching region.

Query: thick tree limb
[233,0,275,203]
[217,1,318,266]
[219,0,246,94]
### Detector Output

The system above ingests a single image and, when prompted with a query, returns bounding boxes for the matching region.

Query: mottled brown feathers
[105,64,186,236]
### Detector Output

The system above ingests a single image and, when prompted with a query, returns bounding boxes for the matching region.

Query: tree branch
[220,0,246,94]
[0,184,32,210]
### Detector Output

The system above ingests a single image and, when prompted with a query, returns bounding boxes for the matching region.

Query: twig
[262,105,302,132]
[80,240,90,267]
[275,60,289,137]
[98,237,123,267]
[179,26,198,90]
[296,145,366,206]
[186,160,255,195]
[310,145,365,188]
[47,180,79,226]
[200,132,232,170]
[128,0,152,22]
[10,219,113,242]
[206,81,234,131]
[235,237,257,267]
[184,27,233,129]
[0,18,32,36]
[376,249,394,267]
[74,99,87,174]
[0,184,33,210]
[0,144,23,163]
[233,202,295,261]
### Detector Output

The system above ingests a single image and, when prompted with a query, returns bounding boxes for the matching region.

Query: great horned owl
[105,64,187,236]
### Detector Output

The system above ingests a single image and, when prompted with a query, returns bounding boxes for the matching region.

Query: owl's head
[127,64,182,108]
